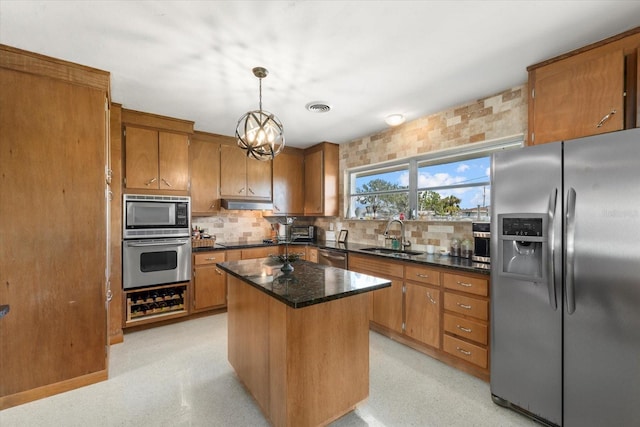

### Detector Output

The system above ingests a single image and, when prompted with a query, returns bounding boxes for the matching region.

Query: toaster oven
[290,225,316,242]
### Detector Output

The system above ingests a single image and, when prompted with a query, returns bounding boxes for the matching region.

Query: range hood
[220,199,273,211]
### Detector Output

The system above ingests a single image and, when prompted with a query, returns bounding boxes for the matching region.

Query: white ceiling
[1,1,639,148]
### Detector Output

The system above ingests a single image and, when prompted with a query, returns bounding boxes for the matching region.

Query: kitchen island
[217,258,391,427]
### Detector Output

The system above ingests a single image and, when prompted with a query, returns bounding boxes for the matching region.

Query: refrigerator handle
[565,187,577,314]
[546,188,558,310]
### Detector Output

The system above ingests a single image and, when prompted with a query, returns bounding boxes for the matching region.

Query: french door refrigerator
[490,127,640,426]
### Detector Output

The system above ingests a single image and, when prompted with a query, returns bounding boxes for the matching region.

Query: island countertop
[217,258,391,309]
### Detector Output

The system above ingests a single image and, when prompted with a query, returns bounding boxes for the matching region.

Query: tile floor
[0,313,537,426]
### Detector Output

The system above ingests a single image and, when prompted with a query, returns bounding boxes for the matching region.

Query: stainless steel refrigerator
[490,128,640,426]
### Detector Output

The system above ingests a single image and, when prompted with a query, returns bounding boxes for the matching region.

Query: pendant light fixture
[235,67,285,161]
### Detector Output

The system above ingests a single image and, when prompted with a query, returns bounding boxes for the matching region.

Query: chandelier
[235,67,285,161]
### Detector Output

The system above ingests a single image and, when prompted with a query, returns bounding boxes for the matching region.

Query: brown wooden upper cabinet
[528,28,640,145]
[220,143,272,200]
[122,109,193,192]
[304,142,339,216]
[191,131,222,215]
[272,148,305,215]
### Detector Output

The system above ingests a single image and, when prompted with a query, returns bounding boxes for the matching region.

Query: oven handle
[126,241,189,247]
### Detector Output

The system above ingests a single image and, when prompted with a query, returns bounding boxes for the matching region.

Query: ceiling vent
[306,102,331,113]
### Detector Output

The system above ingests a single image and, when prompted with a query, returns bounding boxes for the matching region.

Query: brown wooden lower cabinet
[352,253,491,381]
[192,252,227,312]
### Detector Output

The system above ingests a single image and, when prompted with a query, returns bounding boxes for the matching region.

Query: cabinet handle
[215,268,223,275]
[238,187,245,194]
[456,324,472,333]
[596,109,616,128]
[456,281,472,287]
[456,302,472,310]
[426,291,437,304]
[456,346,472,356]
[248,188,255,195]
[145,177,157,186]
[416,273,429,278]
[274,204,280,211]
[161,178,172,188]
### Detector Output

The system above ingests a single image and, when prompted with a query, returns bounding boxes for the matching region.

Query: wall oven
[122,195,191,290]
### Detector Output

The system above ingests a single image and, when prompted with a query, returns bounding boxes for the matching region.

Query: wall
[194,84,527,247]
[314,84,528,250]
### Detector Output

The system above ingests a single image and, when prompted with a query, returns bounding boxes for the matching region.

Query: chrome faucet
[383,219,411,250]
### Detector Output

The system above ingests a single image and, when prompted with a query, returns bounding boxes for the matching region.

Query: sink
[360,247,424,256]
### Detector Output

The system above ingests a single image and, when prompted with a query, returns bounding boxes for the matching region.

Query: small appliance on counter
[290,225,316,242]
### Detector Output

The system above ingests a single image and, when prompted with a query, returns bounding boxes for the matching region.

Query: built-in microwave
[123,194,190,239]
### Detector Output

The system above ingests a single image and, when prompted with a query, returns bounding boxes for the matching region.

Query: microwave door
[127,202,175,227]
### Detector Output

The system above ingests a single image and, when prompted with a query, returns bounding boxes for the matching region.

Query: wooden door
[405,283,440,348]
[273,151,304,214]
[0,68,107,403]
[304,149,323,214]
[193,265,226,311]
[220,144,248,197]
[531,49,624,145]
[158,132,189,190]
[372,278,403,333]
[190,138,220,215]
[246,157,272,200]
[124,126,159,188]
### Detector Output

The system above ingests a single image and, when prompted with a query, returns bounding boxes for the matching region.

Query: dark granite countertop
[217,258,391,309]
[194,239,489,275]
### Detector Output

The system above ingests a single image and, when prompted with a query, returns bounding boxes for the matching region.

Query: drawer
[194,251,226,265]
[444,293,488,320]
[405,265,441,286]
[443,273,488,296]
[443,335,488,369]
[443,313,488,345]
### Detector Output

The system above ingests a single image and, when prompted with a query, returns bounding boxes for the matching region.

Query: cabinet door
[372,278,404,333]
[405,283,440,348]
[193,265,226,311]
[191,139,220,214]
[125,126,159,189]
[304,149,323,215]
[246,157,272,200]
[158,132,189,190]
[273,151,304,214]
[531,49,624,145]
[220,144,248,197]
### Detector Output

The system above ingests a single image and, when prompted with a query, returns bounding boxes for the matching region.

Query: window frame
[345,135,524,220]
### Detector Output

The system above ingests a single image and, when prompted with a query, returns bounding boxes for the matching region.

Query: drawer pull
[456,325,472,333]
[205,257,216,261]
[456,346,472,356]
[457,302,472,310]
[596,109,616,128]
[215,268,223,275]
[426,292,437,304]
[416,273,429,278]
[456,281,472,287]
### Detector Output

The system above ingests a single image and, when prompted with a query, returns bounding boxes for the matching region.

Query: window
[347,137,522,221]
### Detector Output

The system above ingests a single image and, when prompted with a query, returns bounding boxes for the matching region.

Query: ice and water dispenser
[497,214,546,281]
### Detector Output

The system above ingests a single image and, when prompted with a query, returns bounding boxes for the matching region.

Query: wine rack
[124,282,189,327]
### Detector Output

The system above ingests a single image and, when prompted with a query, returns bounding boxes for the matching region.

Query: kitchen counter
[222,258,388,426]
[217,257,390,308]
[194,239,490,275]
